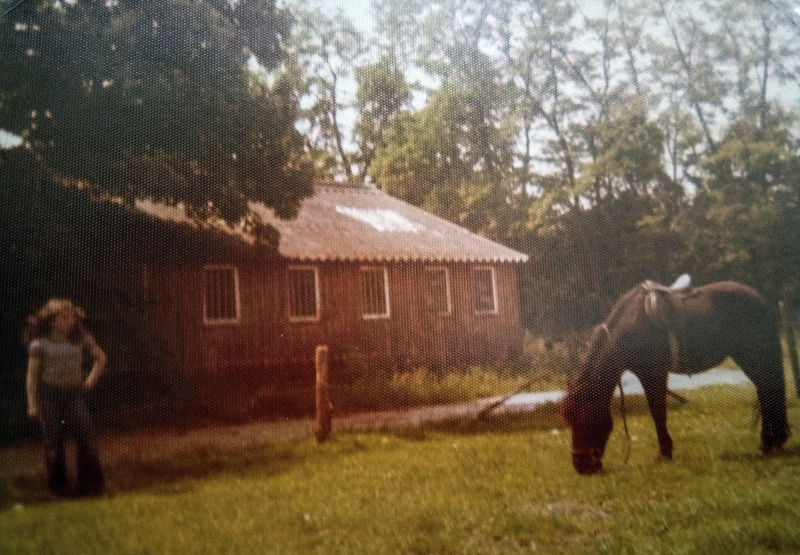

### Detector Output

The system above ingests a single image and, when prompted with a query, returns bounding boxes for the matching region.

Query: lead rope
[601,322,632,467]
[619,375,631,466]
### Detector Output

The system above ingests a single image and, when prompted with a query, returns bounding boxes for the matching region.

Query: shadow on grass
[719,445,800,463]
[2,442,302,508]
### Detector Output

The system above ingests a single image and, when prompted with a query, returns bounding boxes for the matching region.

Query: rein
[618,376,631,466]
[601,323,632,467]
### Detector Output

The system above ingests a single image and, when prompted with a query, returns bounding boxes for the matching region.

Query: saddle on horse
[642,274,691,329]
[642,274,692,374]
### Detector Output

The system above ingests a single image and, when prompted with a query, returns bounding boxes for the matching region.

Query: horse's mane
[562,283,644,422]
[562,322,611,422]
[603,284,643,331]
[580,283,643,373]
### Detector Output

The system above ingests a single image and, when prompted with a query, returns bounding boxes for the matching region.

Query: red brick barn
[141,183,528,383]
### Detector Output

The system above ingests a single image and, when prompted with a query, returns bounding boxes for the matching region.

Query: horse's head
[562,388,613,474]
[561,323,618,475]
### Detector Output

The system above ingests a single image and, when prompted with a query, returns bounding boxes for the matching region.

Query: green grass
[2,385,800,554]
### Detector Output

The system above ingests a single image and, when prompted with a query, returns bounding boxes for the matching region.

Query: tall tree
[578,106,677,202]
[649,0,727,154]
[0,0,312,239]
[355,54,410,176]
[713,0,800,130]
[677,108,800,301]
[370,90,470,219]
[287,5,367,180]
[499,0,582,192]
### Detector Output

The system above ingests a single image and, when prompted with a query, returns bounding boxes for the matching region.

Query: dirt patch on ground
[0,400,496,486]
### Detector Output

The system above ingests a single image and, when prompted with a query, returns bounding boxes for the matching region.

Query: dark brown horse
[562,278,790,475]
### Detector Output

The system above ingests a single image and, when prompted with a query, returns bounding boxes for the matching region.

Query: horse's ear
[589,324,611,348]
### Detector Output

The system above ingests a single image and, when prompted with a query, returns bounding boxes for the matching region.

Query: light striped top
[29,335,98,387]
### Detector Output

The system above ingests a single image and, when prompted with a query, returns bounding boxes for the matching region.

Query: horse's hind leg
[735,347,790,453]
[754,378,789,453]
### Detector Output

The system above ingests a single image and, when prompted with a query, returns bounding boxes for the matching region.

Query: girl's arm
[83,339,107,390]
[26,356,43,418]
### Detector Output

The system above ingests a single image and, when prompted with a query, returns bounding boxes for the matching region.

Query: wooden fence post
[315,345,333,442]
[779,302,800,398]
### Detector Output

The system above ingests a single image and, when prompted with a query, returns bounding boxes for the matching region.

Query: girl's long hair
[22,299,86,345]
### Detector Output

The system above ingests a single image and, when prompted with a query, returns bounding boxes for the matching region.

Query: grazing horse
[562,277,789,475]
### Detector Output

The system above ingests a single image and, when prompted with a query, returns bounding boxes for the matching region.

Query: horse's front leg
[638,372,673,459]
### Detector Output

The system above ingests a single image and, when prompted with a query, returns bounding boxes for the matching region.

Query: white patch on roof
[335,206,424,233]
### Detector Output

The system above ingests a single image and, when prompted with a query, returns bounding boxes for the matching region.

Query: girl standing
[24,299,107,497]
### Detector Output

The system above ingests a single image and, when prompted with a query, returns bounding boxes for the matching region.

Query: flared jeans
[39,385,105,496]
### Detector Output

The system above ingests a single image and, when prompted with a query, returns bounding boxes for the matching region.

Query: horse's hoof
[761,445,784,457]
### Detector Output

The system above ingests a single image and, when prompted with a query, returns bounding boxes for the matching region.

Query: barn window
[287,266,320,322]
[425,267,451,315]
[204,265,240,324]
[473,266,498,315]
[360,266,390,319]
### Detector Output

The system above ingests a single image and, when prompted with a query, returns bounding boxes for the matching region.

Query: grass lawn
[2,385,800,554]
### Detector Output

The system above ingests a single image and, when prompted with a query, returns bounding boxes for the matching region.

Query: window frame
[424,266,452,316]
[473,266,499,315]
[203,264,241,325]
[287,265,321,323]
[360,265,391,320]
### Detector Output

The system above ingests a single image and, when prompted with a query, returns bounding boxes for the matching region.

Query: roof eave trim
[279,254,529,264]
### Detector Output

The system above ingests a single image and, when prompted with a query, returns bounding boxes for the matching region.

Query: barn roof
[258,184,527,263]
[139,183,528,264]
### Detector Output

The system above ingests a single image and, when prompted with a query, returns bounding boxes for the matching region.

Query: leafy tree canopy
[0,0,314,241]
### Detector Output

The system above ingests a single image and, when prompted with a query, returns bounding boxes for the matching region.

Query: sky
[318,0,800,35]
[0,129,22,149]
[302,0,375,32]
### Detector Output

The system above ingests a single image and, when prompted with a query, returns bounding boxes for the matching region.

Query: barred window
[360,266,390,319]
[473,267,498,314]
[425,267,451,315]
[287,266,320,322]
[204,265,240,324]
